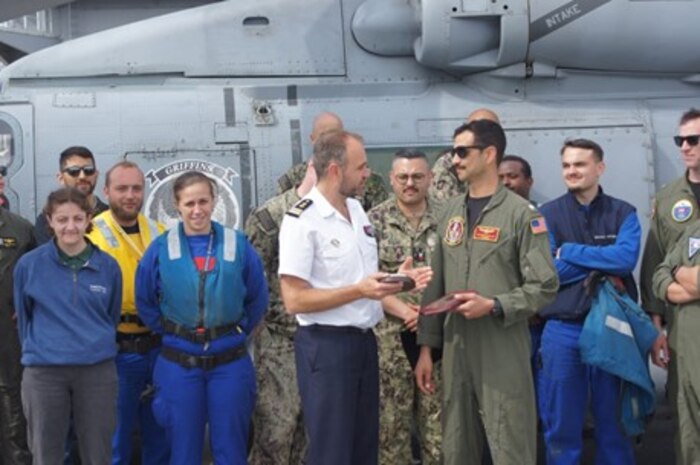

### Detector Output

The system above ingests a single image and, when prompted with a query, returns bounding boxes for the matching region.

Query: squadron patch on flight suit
[672,199,693,223]
[286,199,313,218]
[0,237,17,248]
[254,209,277,233]
[444,216,465,246]
[473,226,500,242]
[689,237,700,259]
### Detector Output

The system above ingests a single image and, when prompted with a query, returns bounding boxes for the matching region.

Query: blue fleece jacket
[13,240,122,366]
[135,222,268,356]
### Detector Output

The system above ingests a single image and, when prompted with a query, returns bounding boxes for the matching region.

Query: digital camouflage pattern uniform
[368,196,443,465]
[652,219,700,465]
[245,188,306,465]
[418,185,558,465]
[0,208,34,465]
[429,153,465,203]
[277,161,388,211]
[640,174,700,462]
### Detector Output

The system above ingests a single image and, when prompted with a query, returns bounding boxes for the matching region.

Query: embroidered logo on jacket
[473,226,500,242]
[444,216,465,246]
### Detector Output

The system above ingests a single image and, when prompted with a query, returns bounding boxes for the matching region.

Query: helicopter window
[0,119,13,168]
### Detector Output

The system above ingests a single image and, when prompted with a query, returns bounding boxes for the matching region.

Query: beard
[111,202,142,224]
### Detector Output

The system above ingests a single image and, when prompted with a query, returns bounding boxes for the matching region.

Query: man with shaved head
[429,109,500,202]
[277,112,388,211]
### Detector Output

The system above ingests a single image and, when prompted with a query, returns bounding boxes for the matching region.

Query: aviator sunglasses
[62,165,97,177]
[673,135,700,147]
[451,145,485,159]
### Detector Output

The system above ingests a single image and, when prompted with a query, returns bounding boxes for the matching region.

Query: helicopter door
[126,146,253,230]
[0,104,35,219]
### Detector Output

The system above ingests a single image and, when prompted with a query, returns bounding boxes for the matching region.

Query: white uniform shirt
[278,186,383,329]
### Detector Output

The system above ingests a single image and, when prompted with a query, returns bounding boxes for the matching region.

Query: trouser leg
[249,327,304,465]
[111,353,142,465]
[351,332,379,465]
[21,366,72,465]
[417,360,443,465]
[138,348,170,465]
[72,360,118,465]
[539,321,588,465]
[152,356,207,465]
[0,320,30,465]
[207,354,256,465]
[589,367,634,465]
[676,352,700,465]
[295,327,378,465]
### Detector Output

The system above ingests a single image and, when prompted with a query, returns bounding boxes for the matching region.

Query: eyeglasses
[0,166,6,177]
[62,165,96,177]
[673,135,700,147]
[451,145,484,159]
[395,173,427,184]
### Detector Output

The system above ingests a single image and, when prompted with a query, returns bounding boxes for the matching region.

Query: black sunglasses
[673,135,700,147]
[451,145,485,159]
[0,166,6,177]
[62,165,96,177]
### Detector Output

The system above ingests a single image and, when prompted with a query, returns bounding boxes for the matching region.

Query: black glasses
[451,145,484,159]
[395,173,427,184]
[0,166,6,177]
[62,165,96,177]
[673,135,700,147]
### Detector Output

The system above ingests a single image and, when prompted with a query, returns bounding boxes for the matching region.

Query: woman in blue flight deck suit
[136,171,268,465]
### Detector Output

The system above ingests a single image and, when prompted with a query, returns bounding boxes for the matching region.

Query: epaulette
[286,199,313,217]
[254,208,277,233]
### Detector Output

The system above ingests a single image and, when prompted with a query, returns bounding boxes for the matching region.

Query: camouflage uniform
[369,196,443,465]
[277,161,389,211]
[429,153,465,203]
[245,188,306,465]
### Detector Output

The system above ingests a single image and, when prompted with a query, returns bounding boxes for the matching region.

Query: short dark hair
[561,138,604,161]
[172,171,217,202]
[43,187,94,234]
[394,148,428,161]
[59,146,95,169]
[105,161,144,187]
[312,130,364,179]
[453,120,507,164]
[500,154,532,179]
[680,108,700,126]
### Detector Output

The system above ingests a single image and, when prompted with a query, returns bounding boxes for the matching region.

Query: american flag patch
[530,217,548,235]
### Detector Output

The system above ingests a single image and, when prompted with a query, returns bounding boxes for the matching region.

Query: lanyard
[110,212,145,258]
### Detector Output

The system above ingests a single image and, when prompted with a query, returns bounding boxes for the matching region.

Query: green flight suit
[0,208,35,465]
[429,153,465,203]
[369,196,442,465]
[276,161,388,211]
[244,188,306,465]
[652,219,700,465]
[417,185,558,465]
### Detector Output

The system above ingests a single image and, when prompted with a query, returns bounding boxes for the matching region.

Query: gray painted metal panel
[0,0,73,23]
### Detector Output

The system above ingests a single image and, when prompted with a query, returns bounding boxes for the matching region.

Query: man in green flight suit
[415,119,558,465]
[276,112,388,211]
[245,162,316,465]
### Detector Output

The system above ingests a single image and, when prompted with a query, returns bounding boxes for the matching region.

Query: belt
[117,332,162,354]
[121,313,146,327]
[302,324,373,334]
[162,319,242,344]
[160,345,247,371]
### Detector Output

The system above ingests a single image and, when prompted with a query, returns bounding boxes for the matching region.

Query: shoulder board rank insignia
[444,216,465,246]
[254,209,277,233]
[0,237,17,248]
[530,217,548,235]
[473,225,500,242]
[286,199,313,218]
[672,199,693,223]
[689,237,700,259]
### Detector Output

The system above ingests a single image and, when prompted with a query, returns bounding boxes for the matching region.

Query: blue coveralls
[538,189,641,465]
[136,222,268,465]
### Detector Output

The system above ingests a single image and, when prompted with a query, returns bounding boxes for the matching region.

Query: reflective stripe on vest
[94,217,119,248]
[166,226,237,262]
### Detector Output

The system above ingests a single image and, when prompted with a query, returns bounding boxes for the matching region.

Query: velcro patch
[286,199,313,218]
[254,208,277,233]
[473,226,500,242]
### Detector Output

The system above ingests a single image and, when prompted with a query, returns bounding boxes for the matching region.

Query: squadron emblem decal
[672,199,693,223]
[144,159,241,230]
[444,216,465,246]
